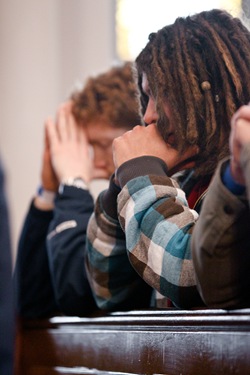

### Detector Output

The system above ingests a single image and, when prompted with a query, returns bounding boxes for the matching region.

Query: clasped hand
[112,124,198,178]
[41,101,92,191]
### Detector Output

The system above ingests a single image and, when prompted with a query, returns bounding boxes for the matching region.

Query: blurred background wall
[0,0,117,259]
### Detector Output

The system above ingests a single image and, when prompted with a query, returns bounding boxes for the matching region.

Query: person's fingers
[55,101,78,141]
[56,107,69,142]
[43,119,50,151]
[231,105,250,127]
[78,125,88,145]
[67,111,79,140]
[46,117,59,150]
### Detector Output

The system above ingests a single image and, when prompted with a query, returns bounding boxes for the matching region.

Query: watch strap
[59,177,88,194]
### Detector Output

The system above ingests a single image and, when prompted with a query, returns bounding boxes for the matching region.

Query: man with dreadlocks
[192,103,250,309]
[85,9,250,310]
[14,62,145,318]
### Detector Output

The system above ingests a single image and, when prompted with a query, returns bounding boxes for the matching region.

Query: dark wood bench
[16,308,250,375]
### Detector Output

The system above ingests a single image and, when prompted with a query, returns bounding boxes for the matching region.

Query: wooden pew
[16,308,250,375]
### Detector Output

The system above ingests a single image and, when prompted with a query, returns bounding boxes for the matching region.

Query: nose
[143,97,158,125]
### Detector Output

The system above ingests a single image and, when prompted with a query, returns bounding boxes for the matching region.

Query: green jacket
[192,150,250,309]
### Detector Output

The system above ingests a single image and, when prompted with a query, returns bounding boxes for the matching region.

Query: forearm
[14,201,57,318]
[85,179,152,310]
[46,186,97,316]
[192,160,250,308]
[116,156,202,308]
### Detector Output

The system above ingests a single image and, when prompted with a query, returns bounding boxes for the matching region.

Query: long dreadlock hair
[135,9,250,175]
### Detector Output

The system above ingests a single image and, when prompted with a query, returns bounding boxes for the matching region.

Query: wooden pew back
[16,309,250,375]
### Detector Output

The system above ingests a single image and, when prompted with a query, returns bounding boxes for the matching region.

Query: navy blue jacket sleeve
[0,161,15,375]
[14,202,58,318]
[46,186,97,316]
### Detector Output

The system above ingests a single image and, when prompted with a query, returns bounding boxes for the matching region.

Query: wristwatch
[58,177,88,194]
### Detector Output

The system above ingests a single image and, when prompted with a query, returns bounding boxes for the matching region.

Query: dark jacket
[0,160,15,375]
[14,185,97,318]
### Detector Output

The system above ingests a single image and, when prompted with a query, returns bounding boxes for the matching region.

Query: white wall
[0,0,117,261]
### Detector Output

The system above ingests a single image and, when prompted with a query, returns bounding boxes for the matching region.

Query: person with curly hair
[14,62,143,317]
[85,9,250,310]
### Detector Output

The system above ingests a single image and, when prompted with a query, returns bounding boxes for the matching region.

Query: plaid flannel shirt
[86,156,208,310]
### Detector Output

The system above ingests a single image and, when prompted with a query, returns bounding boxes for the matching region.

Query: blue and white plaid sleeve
[118,174,203,308]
